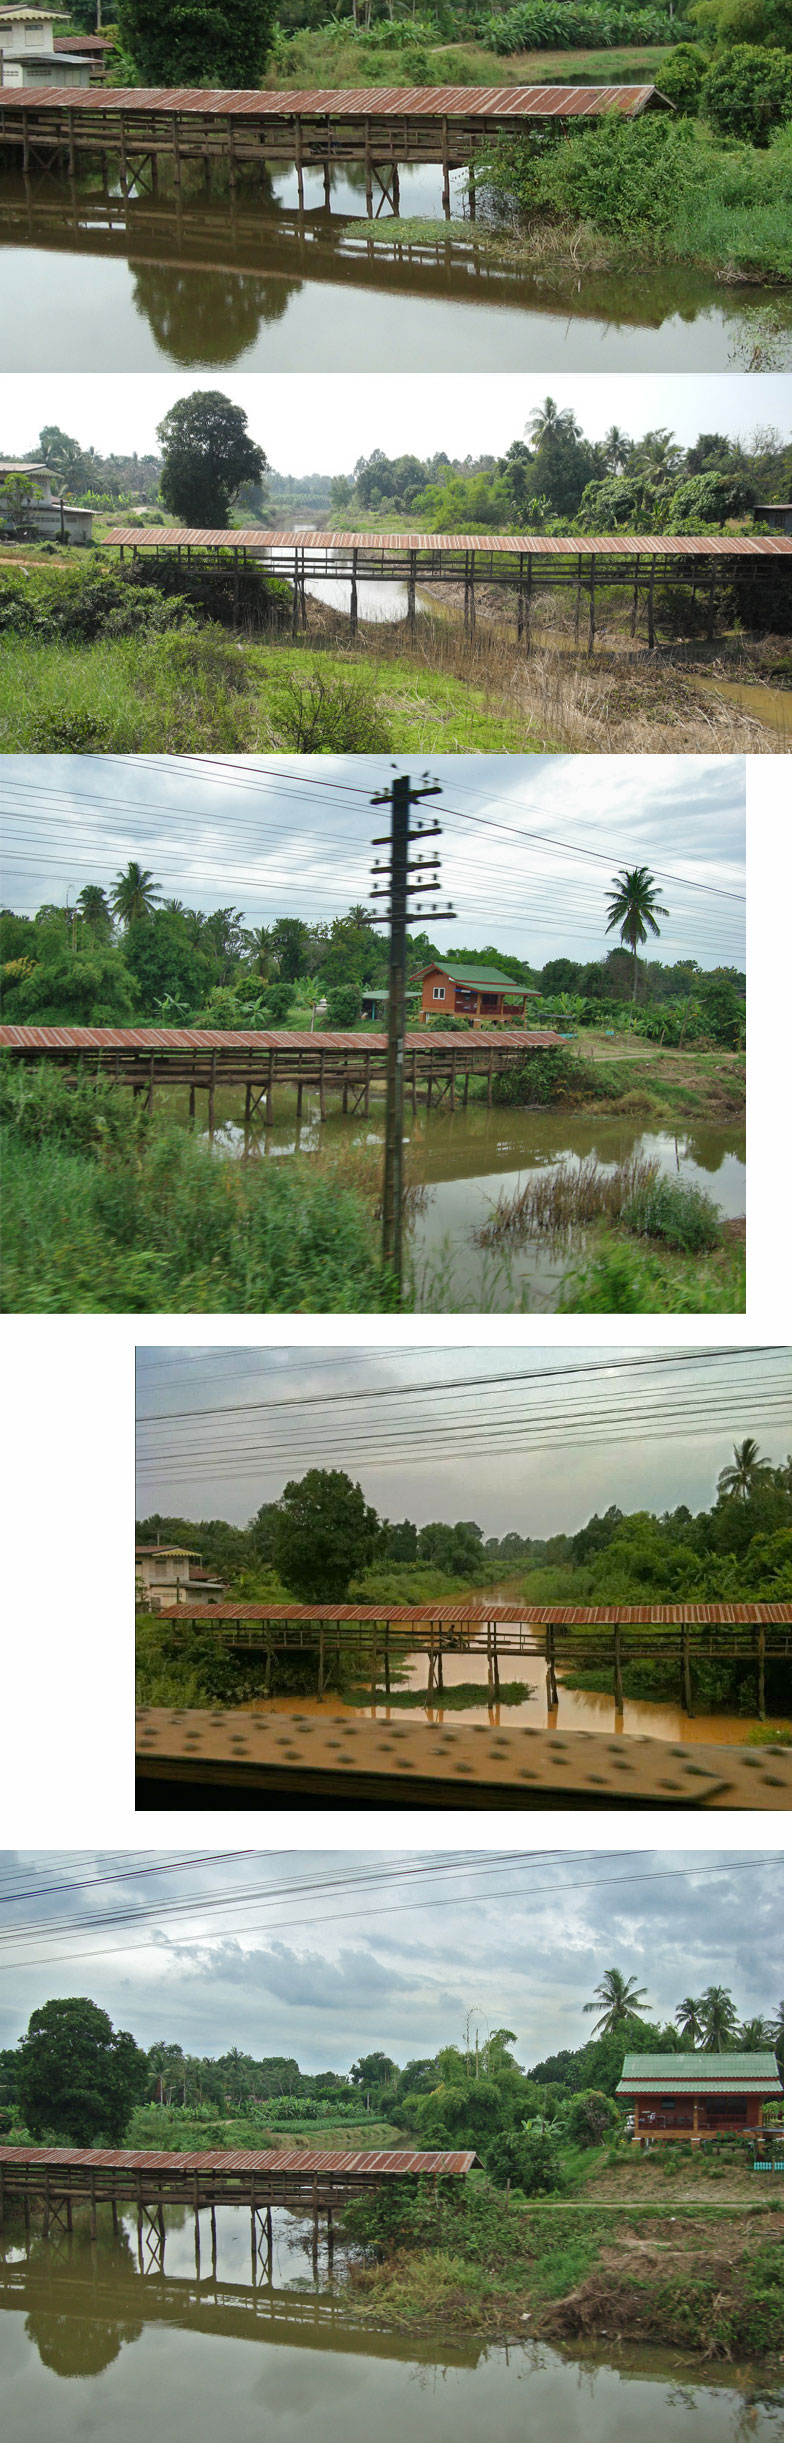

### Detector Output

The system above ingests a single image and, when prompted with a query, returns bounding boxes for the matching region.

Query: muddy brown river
[0,2206,781,2443]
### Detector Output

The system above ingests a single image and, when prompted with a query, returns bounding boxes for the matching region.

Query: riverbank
[339,2157,783,2364]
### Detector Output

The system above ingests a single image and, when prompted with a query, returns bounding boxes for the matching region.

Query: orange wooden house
[617,2051,783,2143]
[417,961,539,1027]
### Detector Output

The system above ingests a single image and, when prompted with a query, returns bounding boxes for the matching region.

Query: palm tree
[111,862,161,926]
[716,1438,773,1503]
[738,2017,771,2049]
[698,1985,739,2052]
[675,1996,703,2045]
[605,867,669,1002]
[583,1968,651,2038]
[631,428,683,485]
[242,924,274,980]
[525,397,583,447]
[76,884,113,936]
[162,897,186,918]
[603,425,631,474]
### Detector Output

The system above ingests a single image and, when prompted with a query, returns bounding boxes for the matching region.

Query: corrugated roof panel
[0,2145,479,2175]
[0,1025,559,1052]
[0,81,670,119]
[101,526,792,556]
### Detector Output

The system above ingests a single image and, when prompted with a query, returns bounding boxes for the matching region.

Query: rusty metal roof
[0,1024,558,1052]
[0,2145,478,2176]
[0,81,671,118]
[159,1601,792,1626]
[102,526,792,556]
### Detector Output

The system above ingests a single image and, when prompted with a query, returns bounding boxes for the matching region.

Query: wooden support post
[21,108,30,174]
[631,554,640,637]
[194,2203,201,2275]
[251,2206,257,2285]
[297,1076,304,1119]
[89,2172,97,2240]
[211,2204,217,2275]
[66,2195,73,2233]
[441,116,450,218]
[111,2198,119,2234]
[319,1049,326,1121]
[118,110,127,192]
[384,1624,391,1695]
[707,566,716,643]
[24,2191,30,2238]
[647,558,656,650]
[468,156,476,220]
[189,1081,196,1121]
[370,1635,378,1701]
[436,1630,444,1692]
[587,554,596,658]
[323,157,331,207]
[449,1049,456,1110]
[67,107,76,176]
[266,2204,273,2270]
[492,1624,500,1696]
[487,1047,494,1108]
[364,1051,371,1116]
[614,1626,624,1714]
[407,550,417,640]
[350,547,358,641]
[392,161,400,214]
[574,553,583,645]
[232,547,240,631]
[292,547,299,636]
[411,1050,418,1114]
[318,1626,325,1697]
[43,2173,51,2238]
[265,1051,274,1127]
[244,1079,252,1156]
[172,113,182,190]
[365,118,373,217]
[295,114,304,212]
[208,1048,217,1141]
[545,1626,558,1709]
[758,1625,766,1721]
[147,1050,155,1114]
[462,1066,470,1108]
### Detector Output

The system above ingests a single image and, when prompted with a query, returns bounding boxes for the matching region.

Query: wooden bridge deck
[0,1023,558,1124]
[135,1709,792,1810]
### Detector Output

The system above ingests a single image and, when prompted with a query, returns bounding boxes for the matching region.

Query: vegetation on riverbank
[479,117,792,287]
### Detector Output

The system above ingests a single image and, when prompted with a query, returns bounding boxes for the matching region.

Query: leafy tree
[271,1468,379,1602]
[1,940,136,1026]
[350,2052,398,2090]
[554,2087,621,2145]
[583,1969,651,2037]
[717,1438,773,1503]
[263,980,294,1023]
[326,983,361,1027]
[76,884,114,940]
[701,44,792,144]
[270,917,311,982]
[112,862,162,927]
[667,471,757,527]
[605,868,669,1002]
[123,910,209,1018]
[116,0,277,86]
[16,1998,148,2145]
[488,2124,565,2194]
[158,391,267,530]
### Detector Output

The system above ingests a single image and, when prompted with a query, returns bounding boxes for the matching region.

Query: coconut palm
[242,924,274,980]
[675,1996,704,2045]
[698,1985,739,2052]
[583,1968,651,2037]
[603,425,631,474]
[111,862,162,927]
[76,884,113,936]
[738,2017,771,2049]
[605,867,669,1001]
[631,427,683,485]
[716,1438,773,1504]
[525,397,583,447]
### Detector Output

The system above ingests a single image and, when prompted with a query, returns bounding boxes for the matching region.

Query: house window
[432,985,445,1001]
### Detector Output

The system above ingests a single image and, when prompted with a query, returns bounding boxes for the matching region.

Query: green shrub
[326,983,362,1028]
[702,45,792,145]
[531,116,700,236]
[621,1174,722,1251]
[654,41,708,111]
[263,979,295,1023]
[268,669,392,753]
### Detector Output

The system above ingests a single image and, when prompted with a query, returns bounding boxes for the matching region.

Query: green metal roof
[617,2051,782,2095]
[422,963,537,991]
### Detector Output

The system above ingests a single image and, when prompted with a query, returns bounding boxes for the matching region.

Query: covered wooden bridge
[156,1599,792,1720]
[0,2145,478,2259]
[0,1022,560,1129]
[0,81,672,217]
[103,526,792,649]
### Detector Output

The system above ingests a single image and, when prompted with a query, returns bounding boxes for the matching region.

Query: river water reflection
[0,2209,780,2443]
[170,1089,746,1312]
[0,165,789,370]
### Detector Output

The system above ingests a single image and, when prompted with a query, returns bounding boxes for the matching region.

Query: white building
[0,8,92,85]
[0,459,94,544]
[136,1545,227,1611]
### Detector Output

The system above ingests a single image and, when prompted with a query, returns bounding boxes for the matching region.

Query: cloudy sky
[2,370,789,470]
[0,1847,781,2068]
[136,1344,791,1534]
[1,754,745,969]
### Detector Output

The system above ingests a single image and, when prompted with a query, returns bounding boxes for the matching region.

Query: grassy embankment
[1,1042,744,1315]
[337,2146,783,2364]
[0,551,787,755]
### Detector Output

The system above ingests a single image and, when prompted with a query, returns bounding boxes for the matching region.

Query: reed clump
[476,1150,660,1247]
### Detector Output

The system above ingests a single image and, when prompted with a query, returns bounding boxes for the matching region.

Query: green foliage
[488,2124,567,2192]
[692,0,792,47]
[0,940,137,1027]
[263,978,295,1022]
[268,669,392,753]
[116,0,277,88]
[560,1239,745,1311]
[483,2,671,50]
[653,41,708,111]
[272,1467,381,1601]
[621,1174,722,1251]
[1,1119,398,1313]
[16,1997,148,2147]
[702,46,792,145]
[326,982,362,1027]
[488,117,700,236]
[554,2087,622,2145]
[158,390,268,528]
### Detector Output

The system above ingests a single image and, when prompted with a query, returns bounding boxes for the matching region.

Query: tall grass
[476,1150,660,1247]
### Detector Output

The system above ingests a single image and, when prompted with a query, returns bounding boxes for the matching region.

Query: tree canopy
[157,391,268,530]
[15,1998,148,2146]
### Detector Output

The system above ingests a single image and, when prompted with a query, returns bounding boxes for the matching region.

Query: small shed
[135,1544,227,1611]
[417,961,539,1028]
[616,2051,783,2143]
[754,503,792,535]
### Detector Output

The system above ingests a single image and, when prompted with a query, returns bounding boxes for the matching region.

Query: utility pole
[369,773,455,1295]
